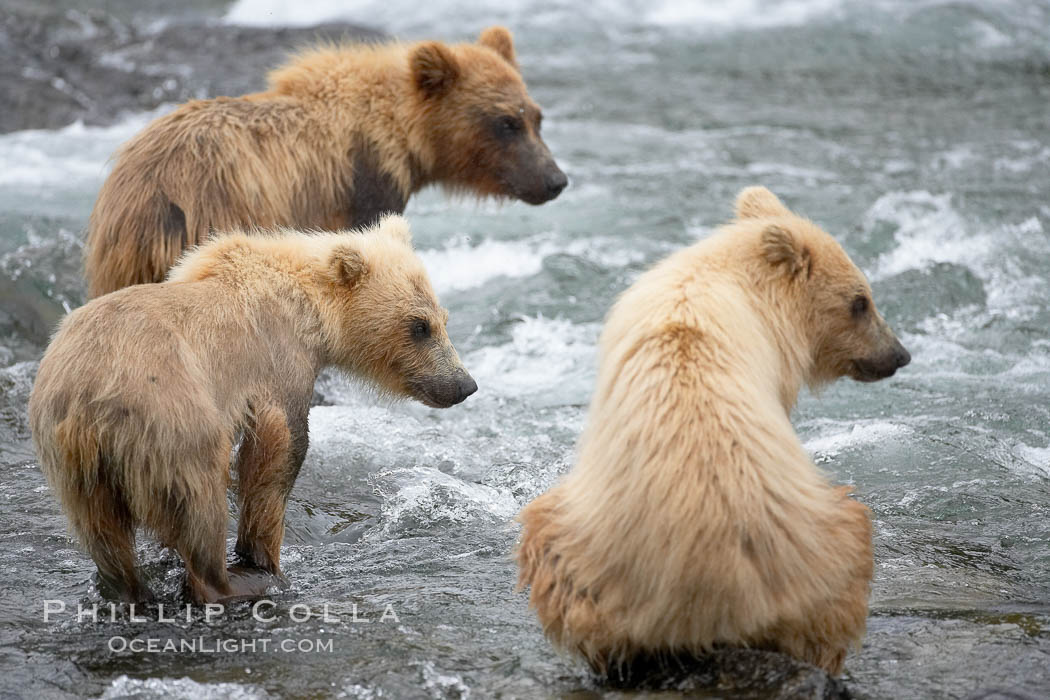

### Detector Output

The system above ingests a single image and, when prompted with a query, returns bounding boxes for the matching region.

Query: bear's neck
[752,287,811,413]
[212,259,329,377]
[266,51,437,202]
[325,105,442,235]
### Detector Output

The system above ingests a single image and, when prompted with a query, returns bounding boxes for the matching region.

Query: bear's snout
[851,340,911,382]
[454,373,479,404]
[544,168,569,199]
[513,160,567,205]
[411,370,478,408]
[894,344,911,369]
[503,137,567,205]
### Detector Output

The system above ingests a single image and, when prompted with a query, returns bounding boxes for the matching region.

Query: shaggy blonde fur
[31,215,475,603]
[516,187,910,676]
[84,26,564,297]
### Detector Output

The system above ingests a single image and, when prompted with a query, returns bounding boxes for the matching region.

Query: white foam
[745,161,837,183]
[0,108,171,219]
[465,315,599,401]
[932,144,976,171]
[968,18,1012,49]
[101,676,272,700]
[306,403,460,465]
[866,191,983,281]
[1012,443,1050,480]
[372,467,519,536]
[899,329,996,376]
[562,235,649,268]
[418,233,645,294]
[224,0,848,33]
[420,661,472,699]
[803,420,912,459]
[418,238,554,294]
[1003,342,1050,378]
[338,683,382,700]
[935,141,1050,176]
[0,109,166,189]
[645,0,843,29]
[225,0,538,31]
[866,191,1049,321]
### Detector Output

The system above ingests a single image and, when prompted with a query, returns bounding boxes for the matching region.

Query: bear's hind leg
[168,482,232,605]
[233,402,308,584]
[808,494,873,674]
[70,479,151,602]
[768,493,873,675]
[147,439,239,604]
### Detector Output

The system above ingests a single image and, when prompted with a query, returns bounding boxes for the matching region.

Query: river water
[1,1,1049,698]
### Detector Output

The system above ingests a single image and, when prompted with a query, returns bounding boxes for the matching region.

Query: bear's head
[735,186,911,387]
[410,26,567,205]
[319,215,477,408]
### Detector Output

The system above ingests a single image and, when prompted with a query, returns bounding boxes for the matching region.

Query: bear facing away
[30,215,476,603]
[515,187,910,677]
[84,26,566,298]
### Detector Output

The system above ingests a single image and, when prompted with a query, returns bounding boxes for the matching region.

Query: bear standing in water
[84,26,566,297]
[30,215,476,603]
[516,187,910,676]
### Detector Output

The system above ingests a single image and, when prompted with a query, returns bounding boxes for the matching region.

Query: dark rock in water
[872,261,987,331]
[0,361,38,463]
[0,272,64,361]
[0,6,384,134]
[966,689,1049,700]
[0,228,85,362]
[600,648,851,699]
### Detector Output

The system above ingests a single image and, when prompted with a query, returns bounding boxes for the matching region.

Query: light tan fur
[84,26,565,297]
[516,187,910,676]
[31,215,475,603]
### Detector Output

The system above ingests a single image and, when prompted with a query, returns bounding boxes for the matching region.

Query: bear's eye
[411,319,431,340]
[499,115,523,135]
[850,295,870,319]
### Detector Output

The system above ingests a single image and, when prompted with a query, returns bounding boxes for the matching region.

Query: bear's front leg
[233,400,310,586]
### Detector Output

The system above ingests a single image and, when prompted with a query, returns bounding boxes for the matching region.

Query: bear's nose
[894,345,911,368]
[545,169,568,197]
[456,374,478,402]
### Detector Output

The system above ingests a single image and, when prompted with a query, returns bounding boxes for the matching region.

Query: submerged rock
[872,261,987,331]
[0,361,37,463]
[0,227,85,362]
[0,6,383,134]
[966,689,1049,700]
[600,648,851,699]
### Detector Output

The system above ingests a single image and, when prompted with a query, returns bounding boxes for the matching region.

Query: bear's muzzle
[851,342,911,382]
[410,370,478,408]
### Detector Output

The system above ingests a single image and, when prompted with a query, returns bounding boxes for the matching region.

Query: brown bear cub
[31,215,476,603]
[515,187,910,677]
[84,25,566,298]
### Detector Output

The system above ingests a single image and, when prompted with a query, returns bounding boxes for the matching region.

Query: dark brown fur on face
[84,26,565,298]
[411,31,566,206]
[31,215,475,604]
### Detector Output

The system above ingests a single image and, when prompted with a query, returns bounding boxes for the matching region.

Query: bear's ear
[329,245,369,289]
[735,186,791,220]
[412,42,460,98]
[761,225,811,279]
[378,213,413,246]
[478,26,517,69]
